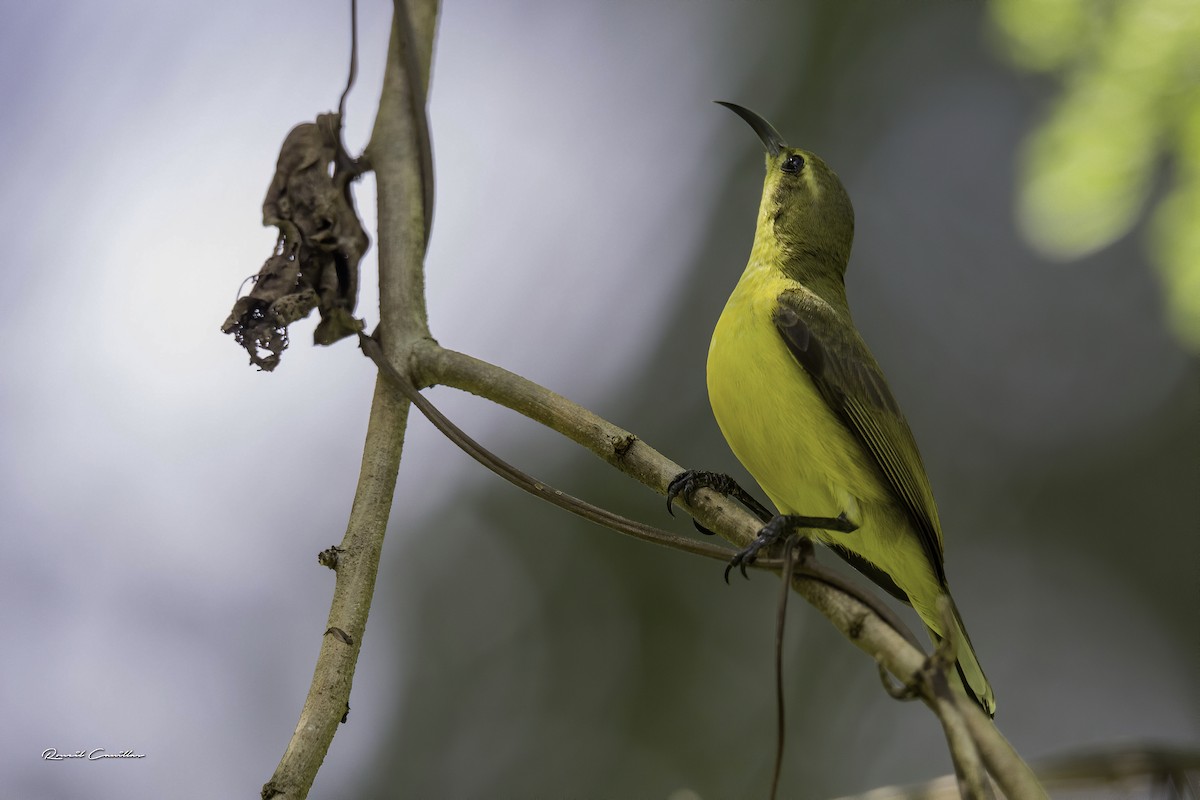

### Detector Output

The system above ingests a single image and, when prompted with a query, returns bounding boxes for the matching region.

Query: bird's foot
[725,511,857,583]
[666,470,773,523]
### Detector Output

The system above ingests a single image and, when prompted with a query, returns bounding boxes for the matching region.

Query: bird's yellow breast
[706,261,886,522]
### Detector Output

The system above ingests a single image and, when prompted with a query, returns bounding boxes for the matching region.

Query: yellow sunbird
[671,102,995,716]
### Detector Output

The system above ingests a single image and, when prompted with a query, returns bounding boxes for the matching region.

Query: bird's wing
[773,290,946,584]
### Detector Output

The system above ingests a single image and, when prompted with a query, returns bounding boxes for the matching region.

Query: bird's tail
[940,595,996,717]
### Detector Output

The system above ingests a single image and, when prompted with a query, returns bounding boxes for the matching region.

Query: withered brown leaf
[223,113,368,370]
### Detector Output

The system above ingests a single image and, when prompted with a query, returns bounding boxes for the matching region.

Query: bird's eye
[781,153,805,174]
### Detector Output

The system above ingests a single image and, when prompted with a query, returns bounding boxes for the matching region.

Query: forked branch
[261,1,1047,798]
[260,1,437,798]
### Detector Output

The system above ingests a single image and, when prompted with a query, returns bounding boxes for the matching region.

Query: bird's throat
[748,227,849,312]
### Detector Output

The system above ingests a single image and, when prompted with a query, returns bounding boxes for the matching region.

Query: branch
[261,2,438,798]
[391,339,1046,798]
[258,2,1045,796]
[923,599,993,800]
[408,341,758,538]
[832,744,1200,799]
[930,679,993,800]
[358,333,735,561]
[794,562,1044,799]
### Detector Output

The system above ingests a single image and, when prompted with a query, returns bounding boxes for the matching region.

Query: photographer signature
[42,749,145,761]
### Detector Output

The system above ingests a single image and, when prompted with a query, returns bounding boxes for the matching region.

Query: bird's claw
[724,541,763,583]
[724,512,852,583]
[666,469,737,516]
[669,471,747,535]
[724,522,784,583]
[665,470,702,517]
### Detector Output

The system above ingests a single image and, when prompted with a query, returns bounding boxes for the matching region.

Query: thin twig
[406,340,924,650]
[336,0,358,121]
[769,536,803,800]
[358,331,736,562]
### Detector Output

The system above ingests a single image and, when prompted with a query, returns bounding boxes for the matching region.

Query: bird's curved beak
[715,101,788,157]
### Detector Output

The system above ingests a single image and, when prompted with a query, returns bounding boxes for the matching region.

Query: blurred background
[2,0,1197,798]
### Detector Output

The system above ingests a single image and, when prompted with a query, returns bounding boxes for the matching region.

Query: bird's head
[718,102,855,280]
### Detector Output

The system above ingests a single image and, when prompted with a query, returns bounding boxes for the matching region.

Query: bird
[671,101,995,716]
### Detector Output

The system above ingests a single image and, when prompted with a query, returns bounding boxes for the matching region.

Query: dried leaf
[223,113,368,370]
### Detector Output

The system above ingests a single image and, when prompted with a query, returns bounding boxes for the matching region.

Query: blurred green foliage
[989,0,1200,349]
